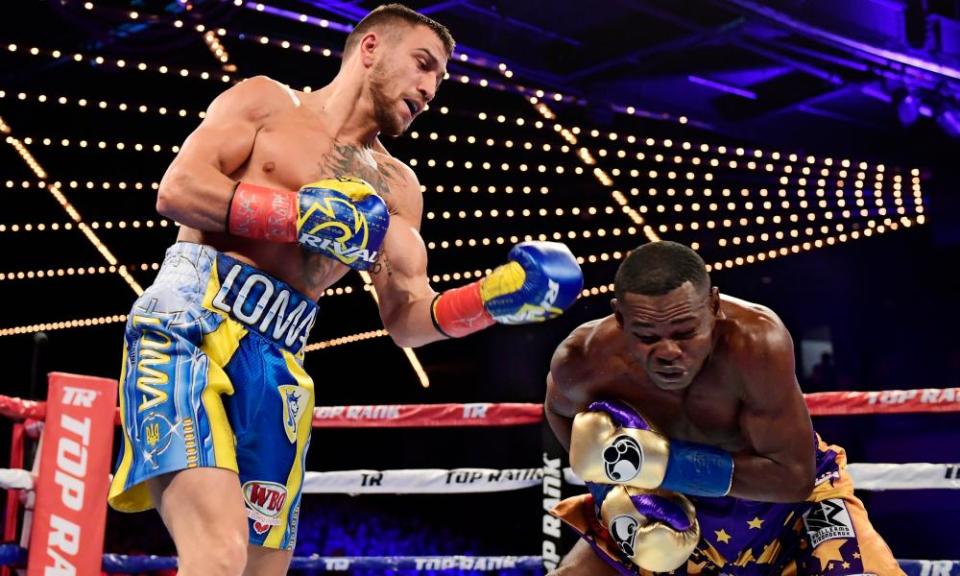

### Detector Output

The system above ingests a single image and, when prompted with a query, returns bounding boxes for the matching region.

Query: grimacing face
[613,282,720,391]
[368,24,447,137]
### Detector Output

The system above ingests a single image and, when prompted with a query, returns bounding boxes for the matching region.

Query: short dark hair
[344,4,455,58]
[614,241,710,299]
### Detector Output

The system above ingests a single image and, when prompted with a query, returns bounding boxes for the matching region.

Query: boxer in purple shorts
[545,241,902,576]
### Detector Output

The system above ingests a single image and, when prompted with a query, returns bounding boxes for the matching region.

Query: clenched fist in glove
[571,400,734,497]
[430,241,584,338]
[228,176,389,271]
[587,483,699,572]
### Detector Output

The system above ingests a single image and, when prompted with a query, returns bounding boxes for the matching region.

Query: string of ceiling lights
[0,1,928,348]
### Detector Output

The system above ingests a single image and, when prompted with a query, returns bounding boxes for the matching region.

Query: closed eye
[634,331,694,343]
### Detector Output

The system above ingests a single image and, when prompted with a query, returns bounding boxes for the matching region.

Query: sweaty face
[368,24,448,137]
[614,282,717,391]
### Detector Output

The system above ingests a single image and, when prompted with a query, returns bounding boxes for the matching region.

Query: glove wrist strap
[430,281,495,338]
[661,439,735,497]
[227,182,297,242]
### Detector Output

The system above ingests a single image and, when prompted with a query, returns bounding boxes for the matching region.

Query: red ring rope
[0,387,958,427]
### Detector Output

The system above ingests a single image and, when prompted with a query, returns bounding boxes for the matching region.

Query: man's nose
[419,78,436,103]
[654,340,682,363]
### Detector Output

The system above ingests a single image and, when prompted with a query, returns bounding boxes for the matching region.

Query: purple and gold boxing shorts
[108,242,317,550]
[554,437,904,575]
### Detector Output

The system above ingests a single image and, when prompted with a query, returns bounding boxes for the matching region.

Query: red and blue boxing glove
[228,176,389,271]
[429,241,584,337]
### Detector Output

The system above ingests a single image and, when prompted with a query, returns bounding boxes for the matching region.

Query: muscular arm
[368,165,446,348]
[729,320,816,502]
[545,373,577,451]
[544,334,594,451]
[156,76,284,230]
[368,147,581,346]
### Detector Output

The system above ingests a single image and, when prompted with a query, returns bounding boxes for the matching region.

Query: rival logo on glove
[496,279,563,323]
[298,195,378,267]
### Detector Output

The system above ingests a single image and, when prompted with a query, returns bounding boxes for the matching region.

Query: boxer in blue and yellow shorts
[109,10,583,571]
[108,242,317,550]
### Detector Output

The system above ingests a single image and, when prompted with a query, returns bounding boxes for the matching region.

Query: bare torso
[550,297,780,452]
[178,89,411,300]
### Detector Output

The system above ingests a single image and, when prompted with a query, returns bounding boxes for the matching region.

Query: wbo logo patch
[243,480,288,535]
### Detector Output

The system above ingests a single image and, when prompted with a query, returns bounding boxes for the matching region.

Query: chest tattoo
[303,143,407,286]
[318,143,404,213]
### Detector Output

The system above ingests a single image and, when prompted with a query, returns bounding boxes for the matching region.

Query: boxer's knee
[177,533,247,576]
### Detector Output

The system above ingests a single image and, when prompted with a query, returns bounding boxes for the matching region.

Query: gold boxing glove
[595,485,699,572]
[571,400,734,497]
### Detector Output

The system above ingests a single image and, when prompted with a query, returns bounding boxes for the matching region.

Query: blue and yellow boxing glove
[571,400,734,497]
[586,483,699,572]
[227,176,389,271]
[429,241,583,338]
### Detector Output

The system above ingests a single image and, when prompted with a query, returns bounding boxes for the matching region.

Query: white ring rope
[302,468,543,494]
[0,469,32,490]
[1,463,957,493]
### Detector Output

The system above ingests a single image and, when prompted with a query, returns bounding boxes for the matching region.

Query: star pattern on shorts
[714,529,732,544]
[813,538,846,572]
[747,517,764,530]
